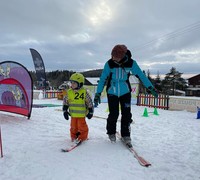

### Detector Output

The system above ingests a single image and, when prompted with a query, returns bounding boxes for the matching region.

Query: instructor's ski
[61,140,82,152]
[116,132,151,167]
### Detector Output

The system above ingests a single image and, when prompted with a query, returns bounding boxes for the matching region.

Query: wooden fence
[43,90,61,99]
[42,91,169,110]
[137,93,169,110]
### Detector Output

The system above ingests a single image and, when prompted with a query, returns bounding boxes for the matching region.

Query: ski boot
[121,136,132,148]
[108,134,116,143]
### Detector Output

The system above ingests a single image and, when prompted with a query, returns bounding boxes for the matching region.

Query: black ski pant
[106,93,132,137]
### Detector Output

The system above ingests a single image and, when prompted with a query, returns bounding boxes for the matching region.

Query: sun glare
[88,1,112,26]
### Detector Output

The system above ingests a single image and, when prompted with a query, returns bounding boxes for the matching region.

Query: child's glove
[94,93,101,107]
[87,108,93,119]
[147,86,158,98]
[63,111,70,120]
[63,105,70,120]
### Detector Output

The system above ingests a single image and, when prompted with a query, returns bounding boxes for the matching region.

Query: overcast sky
[0,0,200,78]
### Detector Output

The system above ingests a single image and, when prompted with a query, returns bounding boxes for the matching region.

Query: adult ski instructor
[94,44,158,146]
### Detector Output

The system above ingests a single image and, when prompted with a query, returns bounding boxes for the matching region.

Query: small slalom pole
[0,126,3,158]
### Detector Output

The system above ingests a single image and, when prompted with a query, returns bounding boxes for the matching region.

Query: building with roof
[186,74,200,97]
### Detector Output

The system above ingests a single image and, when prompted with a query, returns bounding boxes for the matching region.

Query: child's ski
[116,132,151,167]
[61,140,82,152]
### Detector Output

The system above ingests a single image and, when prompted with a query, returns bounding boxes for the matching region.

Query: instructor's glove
[86,108,93,119]
[147,86,158,98]
[94,93,101,107]
[63,105,70,120]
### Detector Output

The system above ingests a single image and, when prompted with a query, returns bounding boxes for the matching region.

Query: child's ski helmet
[69,73,85,89]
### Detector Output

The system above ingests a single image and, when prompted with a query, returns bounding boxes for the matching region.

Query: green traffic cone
[153,107,159,115]
[143,108,148,117]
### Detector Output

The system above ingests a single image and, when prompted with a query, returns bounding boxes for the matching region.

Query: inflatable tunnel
[0,61,33,119]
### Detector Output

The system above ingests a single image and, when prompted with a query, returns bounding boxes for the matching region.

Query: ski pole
[93,115,107,120]
[93,115,135,124]
[0,126,3,158]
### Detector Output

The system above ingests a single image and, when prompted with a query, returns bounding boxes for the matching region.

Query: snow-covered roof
[85,77,99,85]
[186,87,200,90]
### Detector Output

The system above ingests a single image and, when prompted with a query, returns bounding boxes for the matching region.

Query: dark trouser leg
[107,94,119,135]
[120,93,132,137]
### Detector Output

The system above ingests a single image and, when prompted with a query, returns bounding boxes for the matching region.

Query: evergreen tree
[162,67,187,95]
[147,69,154,83]
[154,71,162,92]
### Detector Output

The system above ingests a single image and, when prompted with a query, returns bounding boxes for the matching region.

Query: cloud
[0,0,200,78]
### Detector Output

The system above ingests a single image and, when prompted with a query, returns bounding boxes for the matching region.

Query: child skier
[63,73,94,142]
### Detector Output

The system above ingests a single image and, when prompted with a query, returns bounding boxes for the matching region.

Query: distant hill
[81,69,103,77]
[30,69,103,89]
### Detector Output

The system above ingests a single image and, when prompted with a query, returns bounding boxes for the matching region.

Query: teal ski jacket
[96,55,154,97]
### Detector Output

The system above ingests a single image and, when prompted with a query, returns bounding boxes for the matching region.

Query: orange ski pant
[70,117,88,141]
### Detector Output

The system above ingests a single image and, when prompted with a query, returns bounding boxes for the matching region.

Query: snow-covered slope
[0,99,199,180]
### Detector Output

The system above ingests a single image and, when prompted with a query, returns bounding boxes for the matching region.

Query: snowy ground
[0,98,200,180]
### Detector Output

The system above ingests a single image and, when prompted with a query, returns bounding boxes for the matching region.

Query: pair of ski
[61,134,151,167]
[61,140,82,152]
[116,132,151,167]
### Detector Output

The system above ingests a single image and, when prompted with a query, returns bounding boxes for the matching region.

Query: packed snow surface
[0,99,200,180]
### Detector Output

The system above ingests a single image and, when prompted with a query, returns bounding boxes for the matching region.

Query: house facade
[185,74,200,97]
